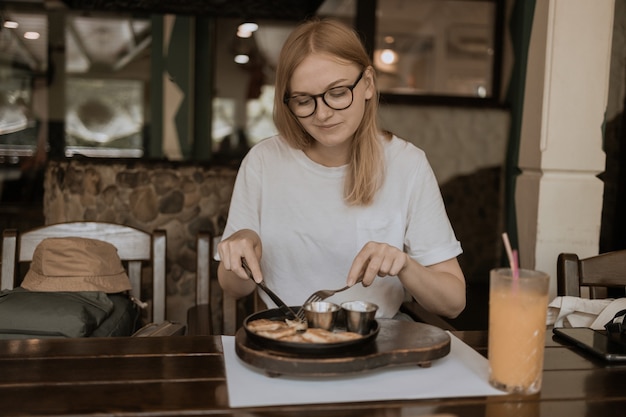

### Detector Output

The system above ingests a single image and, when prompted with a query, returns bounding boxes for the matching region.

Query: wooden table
[1,328,625,416]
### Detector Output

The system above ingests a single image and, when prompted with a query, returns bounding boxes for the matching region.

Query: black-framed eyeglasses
[284,71,364,118]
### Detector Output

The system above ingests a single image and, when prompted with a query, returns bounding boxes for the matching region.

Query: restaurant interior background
[0,0,624,330]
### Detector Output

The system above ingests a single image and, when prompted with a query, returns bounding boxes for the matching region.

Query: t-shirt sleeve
[220,150,263,243]
[404,153,462,266]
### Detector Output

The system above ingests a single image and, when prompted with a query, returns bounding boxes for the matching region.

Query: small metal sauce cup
[303,301,341,330]
[341,301,378,334]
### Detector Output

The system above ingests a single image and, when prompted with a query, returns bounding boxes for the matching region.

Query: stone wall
[44,158,237,324]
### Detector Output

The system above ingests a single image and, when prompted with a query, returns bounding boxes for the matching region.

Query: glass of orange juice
[488,268,550,394]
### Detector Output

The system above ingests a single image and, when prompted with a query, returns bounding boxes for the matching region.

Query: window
[363,0,503,105]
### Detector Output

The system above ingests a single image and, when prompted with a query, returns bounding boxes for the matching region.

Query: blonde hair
[273,19,390,206]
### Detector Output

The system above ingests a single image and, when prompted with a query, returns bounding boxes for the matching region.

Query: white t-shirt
[221,134,462,318]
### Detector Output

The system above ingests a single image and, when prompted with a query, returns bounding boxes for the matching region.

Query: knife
[241,258,299,320]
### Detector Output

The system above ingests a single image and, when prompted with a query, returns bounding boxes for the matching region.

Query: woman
[217,19,465,319]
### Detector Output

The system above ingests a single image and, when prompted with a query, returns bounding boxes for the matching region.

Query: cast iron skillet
[243,307,380,355]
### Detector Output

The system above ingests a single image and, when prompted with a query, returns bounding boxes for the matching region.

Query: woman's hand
[217,229,262,298]
[347,241,409,286]
[347,241,466,318]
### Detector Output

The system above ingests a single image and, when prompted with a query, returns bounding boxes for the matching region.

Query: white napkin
[547,296,626,329]
[222,333,505,408]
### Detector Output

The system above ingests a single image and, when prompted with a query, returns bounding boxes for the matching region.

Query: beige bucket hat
[21,237,132,293]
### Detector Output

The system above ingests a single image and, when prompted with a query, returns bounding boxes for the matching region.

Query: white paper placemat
[222,332,506,408]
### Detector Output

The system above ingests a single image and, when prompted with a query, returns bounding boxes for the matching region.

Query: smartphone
[553,327,626,362]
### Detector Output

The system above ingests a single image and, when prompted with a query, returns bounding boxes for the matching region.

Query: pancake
[248,318,363,344]
[246,318,286,332]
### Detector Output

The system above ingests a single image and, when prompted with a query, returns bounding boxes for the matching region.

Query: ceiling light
[237,29,252,38]
[24,31,40,40]
[3,20,19,29]
[380,49,397,65]
[238,22,258,33]
[373,49,398,74]
[237,22,258,38]
[234,54,250,64]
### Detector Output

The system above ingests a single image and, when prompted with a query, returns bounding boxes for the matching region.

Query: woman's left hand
[347,241,409,286]
[347,241,466,318]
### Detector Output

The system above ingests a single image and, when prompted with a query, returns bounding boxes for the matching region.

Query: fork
[295,276,364,321]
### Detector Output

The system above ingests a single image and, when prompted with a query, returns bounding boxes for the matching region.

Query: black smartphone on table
[553,327,626,362]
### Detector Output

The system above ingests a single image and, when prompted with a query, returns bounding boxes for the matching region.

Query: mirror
[0,7,150,161]
[375,0,498,98]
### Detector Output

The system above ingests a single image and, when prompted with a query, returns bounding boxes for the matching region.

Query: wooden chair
[191,231,262,335]
[557,250,626,298]
[1,222,175,331]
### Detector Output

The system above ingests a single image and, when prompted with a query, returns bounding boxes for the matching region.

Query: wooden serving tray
[234,319,450,377]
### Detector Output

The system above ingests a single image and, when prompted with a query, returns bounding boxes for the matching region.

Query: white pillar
[516,0,614,299]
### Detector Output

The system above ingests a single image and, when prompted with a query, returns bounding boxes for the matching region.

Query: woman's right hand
[217,229,263,283]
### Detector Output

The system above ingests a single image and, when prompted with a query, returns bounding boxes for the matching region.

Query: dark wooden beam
[60,0,324,20]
